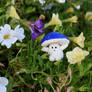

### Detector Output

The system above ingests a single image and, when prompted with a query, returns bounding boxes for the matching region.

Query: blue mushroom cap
[41,32,69,44]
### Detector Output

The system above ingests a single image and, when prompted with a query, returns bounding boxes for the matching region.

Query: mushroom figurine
[41,32,70,61]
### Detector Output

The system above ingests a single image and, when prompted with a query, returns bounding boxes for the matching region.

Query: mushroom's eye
[52,47,53,49]
[55,47,57,49]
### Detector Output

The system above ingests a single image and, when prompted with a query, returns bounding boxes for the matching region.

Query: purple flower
[30,19,44,40]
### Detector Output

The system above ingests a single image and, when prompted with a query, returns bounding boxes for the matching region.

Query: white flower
[75,5,80,10]
[39,0,46,5]
[14,25,25,42]
[0,24,17,48]
[0,85,6,92]
[56,0,66,3]
[12,0,15,5]
[0,77,8,92]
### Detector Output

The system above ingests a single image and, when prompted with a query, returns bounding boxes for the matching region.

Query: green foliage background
[0,0,92,92]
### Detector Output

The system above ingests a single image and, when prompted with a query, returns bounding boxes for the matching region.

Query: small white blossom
[12,0,15,5]
[75,5,80,10]
[0,24,17,48]
[0,85,6,92]
[39,0,46,5]
[56,0,66,3]
[0,77,8,92]
[14,25,25,42]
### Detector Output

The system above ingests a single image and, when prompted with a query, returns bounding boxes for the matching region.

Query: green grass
[0,0,92,92]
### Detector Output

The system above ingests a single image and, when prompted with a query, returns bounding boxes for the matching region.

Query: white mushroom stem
[42,43,64,61]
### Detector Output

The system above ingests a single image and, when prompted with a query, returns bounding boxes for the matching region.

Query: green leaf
[54,60,62,65]
[25,7,36,14]
[41,53,48,59]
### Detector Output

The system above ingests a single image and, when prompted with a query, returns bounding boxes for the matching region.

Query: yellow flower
[85,12,92,21]
[47,13,62,26]
[66,47,89,64]
[66,7,74,13]
[64,16,78,23]
[8,6,20,19]
[70,32,85,48]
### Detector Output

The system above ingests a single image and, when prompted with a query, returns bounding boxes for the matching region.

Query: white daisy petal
[0,85,6,92]
[14,25,25,42]
[14,25,20,30]
[56,0,66,3]
[6,44,11,48]
[76,5,80,10]
[0,24,18,48]
[39,0,45,5]
[0,77,8,86]
[0,26,4,30]
[4,24,11,31]
[1,36,17,48]
[1,40,12,48]
[0,24,25,48]
[0,34,3,43]
[9,37,17,44]
[19,28,24,34]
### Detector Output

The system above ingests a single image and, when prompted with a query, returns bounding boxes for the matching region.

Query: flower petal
[70,32,85,48]
[34,19,44,29]
[4,24,11,31]
[31,32,38,40]
[0,85,6,92]
[30,19,44,40]
[47,13,62,26]
[56,0,66,3]
[8,6,20,19]
[0,77,8,86]
[39,0,45,5]
[14,25,25,42]
[66,47,89,64]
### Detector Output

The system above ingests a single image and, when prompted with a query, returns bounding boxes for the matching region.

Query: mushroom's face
[49,43,60,53]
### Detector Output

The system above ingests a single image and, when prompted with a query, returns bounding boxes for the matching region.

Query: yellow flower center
[87,15,92,20]
[72,53,83,60]
[4,34,10,39]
